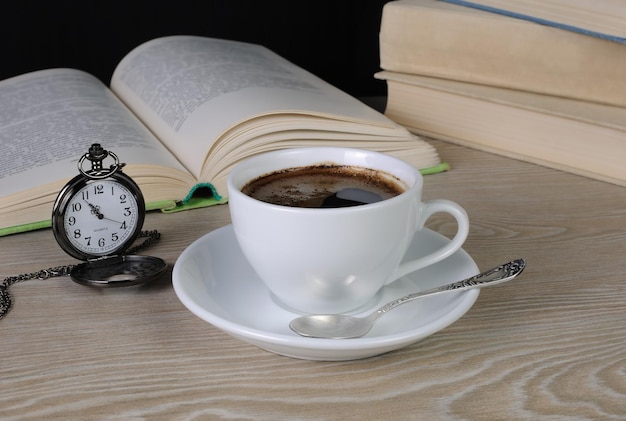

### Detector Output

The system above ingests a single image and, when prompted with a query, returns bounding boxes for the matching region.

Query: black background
[1,1,390,98]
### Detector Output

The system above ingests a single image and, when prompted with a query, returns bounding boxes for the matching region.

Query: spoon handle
[372,259,526,319]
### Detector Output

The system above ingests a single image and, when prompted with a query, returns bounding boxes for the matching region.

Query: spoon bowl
[290,259,526,339]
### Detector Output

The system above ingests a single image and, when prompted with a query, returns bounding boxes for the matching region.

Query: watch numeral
[94,184,104,194]
[119,194,127,204]
[72,203,82,212]
[82,191,89,200]
[112,233,119,242]
[73,229,81,238]
[98,238,106,247]
[123,207,131,217]
[68,216,76,226]
[120,221,127,230]
[85,236,91,245]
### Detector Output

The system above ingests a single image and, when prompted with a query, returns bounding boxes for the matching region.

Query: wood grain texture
[2,140,626,420]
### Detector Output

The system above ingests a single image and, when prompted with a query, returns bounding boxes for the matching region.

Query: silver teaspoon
[289,258,526,339]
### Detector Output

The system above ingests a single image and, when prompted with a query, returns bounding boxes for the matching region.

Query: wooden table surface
[1,139,625,420]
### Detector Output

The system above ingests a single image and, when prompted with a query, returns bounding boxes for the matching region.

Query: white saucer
[173,225,480,361]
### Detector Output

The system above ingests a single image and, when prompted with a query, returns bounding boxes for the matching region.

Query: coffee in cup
[241,164,406,208]
[227,147,469,314]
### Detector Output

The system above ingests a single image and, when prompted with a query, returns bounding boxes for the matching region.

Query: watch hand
[85,201,104,219]
[101,216,125,225]
[84,201,124,224]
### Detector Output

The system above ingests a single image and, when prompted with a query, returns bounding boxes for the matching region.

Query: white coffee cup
[227,147,469,314]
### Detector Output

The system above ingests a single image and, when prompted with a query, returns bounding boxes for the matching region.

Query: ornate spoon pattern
[289,259,527,339]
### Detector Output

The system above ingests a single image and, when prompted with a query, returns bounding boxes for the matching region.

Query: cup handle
[385,199,469,284]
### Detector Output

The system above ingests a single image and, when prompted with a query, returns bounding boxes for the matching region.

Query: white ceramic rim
[227,146,422,214]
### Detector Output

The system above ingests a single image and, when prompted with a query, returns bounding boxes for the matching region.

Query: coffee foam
[241,164,406,208]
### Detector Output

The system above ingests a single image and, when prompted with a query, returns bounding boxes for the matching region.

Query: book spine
[379,1,626,107]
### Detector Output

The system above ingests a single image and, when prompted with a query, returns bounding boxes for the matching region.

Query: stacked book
[376,0,626,186]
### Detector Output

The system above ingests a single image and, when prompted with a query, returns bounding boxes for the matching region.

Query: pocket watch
[52,143,166,287]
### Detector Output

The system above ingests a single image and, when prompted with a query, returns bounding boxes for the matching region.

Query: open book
[0,36,444,236]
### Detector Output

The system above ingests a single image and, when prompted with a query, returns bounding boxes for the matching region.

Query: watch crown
[78,144,124,179]
[87,143,108,161]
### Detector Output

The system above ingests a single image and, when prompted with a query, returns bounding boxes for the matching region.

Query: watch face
[57,177,143,259]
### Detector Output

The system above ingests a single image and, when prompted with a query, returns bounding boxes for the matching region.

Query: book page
[111,36,406,180]
[0,69,190,199]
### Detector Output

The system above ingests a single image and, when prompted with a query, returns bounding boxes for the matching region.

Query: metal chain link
[0,229,160,321]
